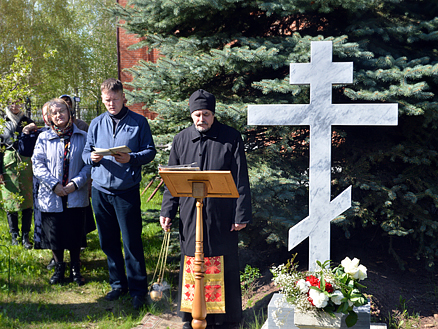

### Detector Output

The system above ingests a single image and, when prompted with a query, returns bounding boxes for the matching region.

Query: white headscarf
[5,105,24,131]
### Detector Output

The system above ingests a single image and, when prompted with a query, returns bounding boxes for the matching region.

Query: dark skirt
[41,202,86,251]
[36,198,95,250]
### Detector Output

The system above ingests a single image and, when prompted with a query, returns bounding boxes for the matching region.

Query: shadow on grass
[0,201,178,327]
[0,295,143,325]
[0,277,48,296]
[242,291,275,328]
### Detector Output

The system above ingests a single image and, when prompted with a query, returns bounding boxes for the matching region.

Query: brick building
[117,0,158,119]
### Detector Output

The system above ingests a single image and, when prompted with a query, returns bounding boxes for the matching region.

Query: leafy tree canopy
[0,0,118,105]
[0,47,33,109]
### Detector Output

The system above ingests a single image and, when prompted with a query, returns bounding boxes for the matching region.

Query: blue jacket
[32,124,91,212]
[82,107,156,194]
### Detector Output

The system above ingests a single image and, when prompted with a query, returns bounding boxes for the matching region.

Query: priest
[160,89,252,329]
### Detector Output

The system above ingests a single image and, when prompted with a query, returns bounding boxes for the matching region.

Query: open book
[158,162,200,171]
[93,145,132,156]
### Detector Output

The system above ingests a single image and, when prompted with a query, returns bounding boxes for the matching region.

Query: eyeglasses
[50,107,68,115]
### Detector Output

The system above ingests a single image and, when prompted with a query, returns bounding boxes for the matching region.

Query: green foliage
[387,295,421,329]
[0,48,33,211]
[0,0,117,105]
[0,47,33,109]
[112,0,438,268]
[239,310,266,329]
[240,264,262,302]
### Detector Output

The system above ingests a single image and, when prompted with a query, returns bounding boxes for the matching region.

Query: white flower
[341,257,359,275]
[272,309,285,328]
[356,264,367,280]
[331,290,344,305]
[308,289,328,308]
[341,257,368,280]
[296,279,310,294]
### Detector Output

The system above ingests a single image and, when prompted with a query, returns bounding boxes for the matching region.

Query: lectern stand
[159,170,239,329]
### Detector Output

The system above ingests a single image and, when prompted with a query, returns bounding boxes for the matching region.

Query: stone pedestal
[294,311,342,329]
[261,293,386,329]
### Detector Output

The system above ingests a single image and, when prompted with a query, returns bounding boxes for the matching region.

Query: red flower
[325,282,334,293]
[306,275,320,287]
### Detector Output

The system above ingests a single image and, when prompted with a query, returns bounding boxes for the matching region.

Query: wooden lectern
[159,170,239,329]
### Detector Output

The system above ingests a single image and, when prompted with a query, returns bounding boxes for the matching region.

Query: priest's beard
[195,123,211,133]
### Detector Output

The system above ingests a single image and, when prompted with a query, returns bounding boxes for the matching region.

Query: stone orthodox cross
[248,41,398,270]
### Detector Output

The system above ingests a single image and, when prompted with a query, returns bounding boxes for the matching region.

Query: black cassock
[160,119,252,325]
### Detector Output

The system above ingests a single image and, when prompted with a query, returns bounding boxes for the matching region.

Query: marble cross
[247,41,398,270]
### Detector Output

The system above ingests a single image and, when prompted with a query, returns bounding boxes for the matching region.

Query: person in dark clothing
[18,102,50,251]
[82,78,156,310]
[0,99,35,248]
[160,89,252,329]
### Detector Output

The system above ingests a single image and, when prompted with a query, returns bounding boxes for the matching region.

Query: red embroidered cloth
[180,255,225,314]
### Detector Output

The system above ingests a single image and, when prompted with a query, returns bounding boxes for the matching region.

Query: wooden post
[191,182,207,329]
[157,170,239,329]
[141,178,155,197]
[147,179,164,202]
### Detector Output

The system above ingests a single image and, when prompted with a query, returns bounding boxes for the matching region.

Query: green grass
[387,296,421,329]
[0,176,180,328]
[0,175,267,329]
[239,310,266,329]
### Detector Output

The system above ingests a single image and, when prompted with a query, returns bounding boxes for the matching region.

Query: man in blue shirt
[83,78,156,310]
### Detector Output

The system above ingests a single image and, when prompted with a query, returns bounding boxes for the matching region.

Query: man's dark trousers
[92,186,148,297]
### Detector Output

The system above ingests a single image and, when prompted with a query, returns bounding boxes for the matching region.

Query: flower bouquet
[271,255,368,328]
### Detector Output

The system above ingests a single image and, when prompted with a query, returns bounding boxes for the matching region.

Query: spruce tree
[112,0,438,268]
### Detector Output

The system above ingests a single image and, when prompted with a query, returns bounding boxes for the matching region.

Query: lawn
[0,175,180,329]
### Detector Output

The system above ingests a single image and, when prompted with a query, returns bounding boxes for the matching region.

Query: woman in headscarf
[58,94,96,264]
[19,102,51,251]
[32,98,91,285]
[59,94,89,132]
[0,99,34,248]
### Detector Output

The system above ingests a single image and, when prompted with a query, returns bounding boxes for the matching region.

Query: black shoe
[11,233,19,246]
[47,258,56,270]
[22,233,33,249]
[104,288,128,301]
[70,262,85,286]
[132,295,146,310]
[49,262,66,285]
[182,322,193,329]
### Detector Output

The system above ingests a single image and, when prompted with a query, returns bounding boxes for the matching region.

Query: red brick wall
[117,0,159,119]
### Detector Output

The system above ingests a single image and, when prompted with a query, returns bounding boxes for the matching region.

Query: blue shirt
[82,107,156,194]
